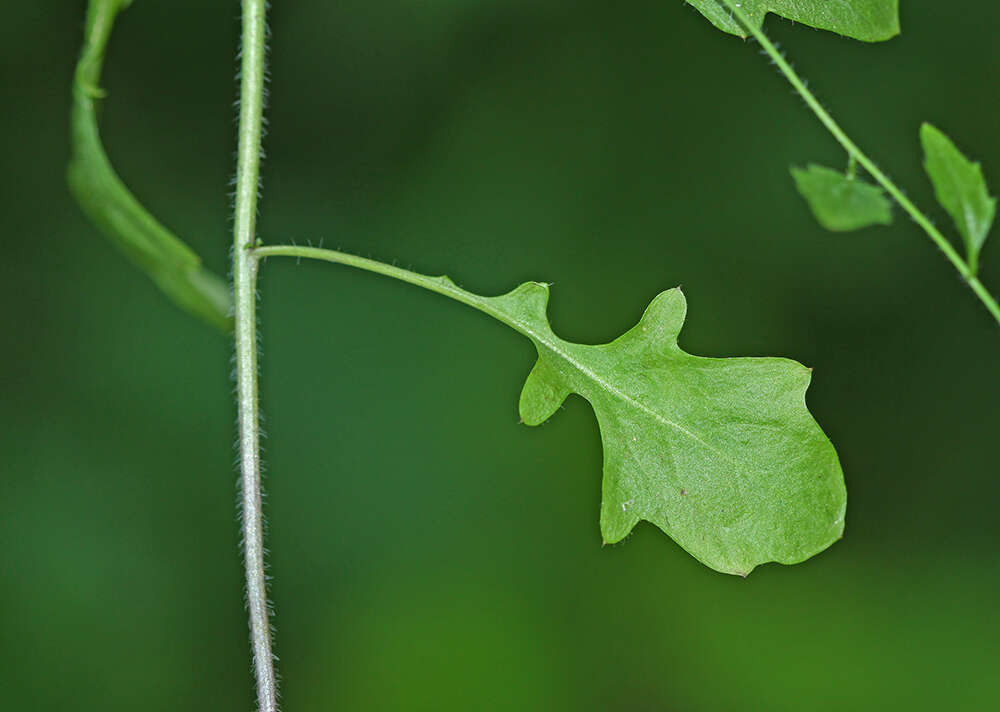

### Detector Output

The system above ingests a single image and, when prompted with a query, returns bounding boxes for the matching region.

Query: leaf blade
[920,123,996,275]
[792,164,893,232]
[501,285,845,576]
[686,0,900,42]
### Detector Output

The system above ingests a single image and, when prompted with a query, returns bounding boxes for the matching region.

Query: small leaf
[920,123,996,275]
[476,284,845,576]
[792,164,893,232]
[686,0,900,42]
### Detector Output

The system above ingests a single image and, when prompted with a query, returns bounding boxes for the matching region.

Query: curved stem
[254,244,484,305]
[718,0,1000,326]
[252,244,528,331]
[69,0,232,331]
[233,1,276,710]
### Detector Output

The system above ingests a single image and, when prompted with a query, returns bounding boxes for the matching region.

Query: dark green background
[3,1,998,709]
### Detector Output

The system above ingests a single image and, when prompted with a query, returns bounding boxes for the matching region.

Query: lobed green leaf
[920,123,996,275]
[484,283,846,576]
[253,244,848,576]
[791,164,893,232]
[687,0,900,42]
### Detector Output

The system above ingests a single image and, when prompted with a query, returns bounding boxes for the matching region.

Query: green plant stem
[252,245,477,300]
[252,241,602,354]
[69,0,232,331]
[717,0,1000,327]
[233,1,275,711]
[252,244,524,327]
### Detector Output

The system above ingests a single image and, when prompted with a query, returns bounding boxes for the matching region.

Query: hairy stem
[253,244,530,331]
[717,0,1000,326]
[233,1,276,710]
[254,244,483,302]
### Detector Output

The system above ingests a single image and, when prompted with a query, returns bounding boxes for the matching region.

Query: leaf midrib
[459,288,735,465]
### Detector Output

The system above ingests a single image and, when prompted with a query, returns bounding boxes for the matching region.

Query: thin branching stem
[718,0,1000,326]
[233,0,276,710]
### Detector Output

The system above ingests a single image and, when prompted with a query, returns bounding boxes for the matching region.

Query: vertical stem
[233,1,275,710]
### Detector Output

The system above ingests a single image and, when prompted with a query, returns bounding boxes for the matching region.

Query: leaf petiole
[254,244,528,327]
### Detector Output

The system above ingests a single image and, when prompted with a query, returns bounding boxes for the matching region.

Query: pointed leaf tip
[634,288,686,346]
[493,281,552,331]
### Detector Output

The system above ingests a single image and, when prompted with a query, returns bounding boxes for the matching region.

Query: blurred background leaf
[792,163,893,231]
[68,0,233,332]
[920,122,996,275]
[2,1,999,710]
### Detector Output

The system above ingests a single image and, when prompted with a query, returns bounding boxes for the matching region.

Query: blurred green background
[3,1,999,709]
